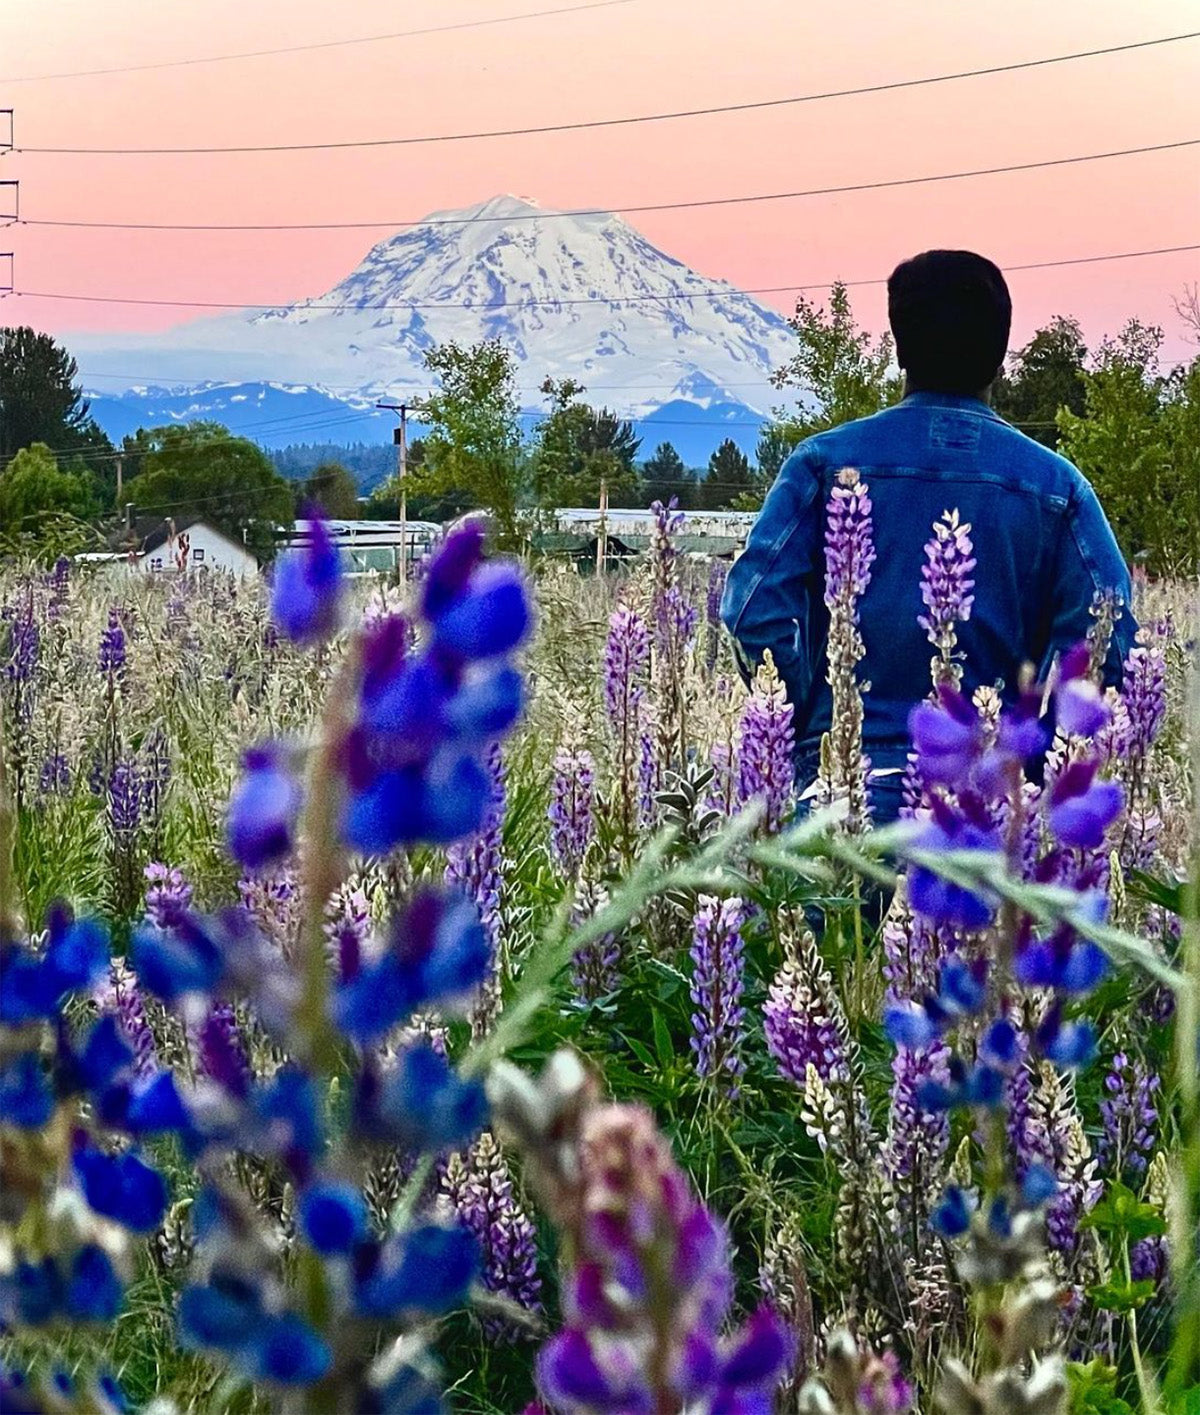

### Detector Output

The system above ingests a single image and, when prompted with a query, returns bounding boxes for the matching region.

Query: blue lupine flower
[299,1181,369,1256]
[247,1067,323,1174]
[341,767,425,857]
[1040,1016,1097,1071]
[249,1312,333,1386]
[97,1371,130,1413]
[907,809,999,929]
[355,1223,480,1318]
[445,665,524,741]
[429,563,531,663]
[0,944,57,1025]
[272,514,343,646]
[883,1002,937,1051]
[41,910,110,1001]
[935,958,988,1019]
[908,687,982,789]
[1015,929,1110,994]
[979,1017,1020,1069]
[125,1071,193,1137]
[10,1257,62,1325]
[0,1053,54,1128]
[131,913,225,1003]
[227,746,302,872]
[421,523,485,621]
[1055,646,1110,737]
[1047,760,1124,850]
[931,1185,974,1237]
[178,1273,263,1353]
[74,1145,168,1233]
[64,1245,123,1322]
[77,1014,135,1093]
[417,752,492,844]
[1021,1163,1059,1205]
[355,1043,487,1153]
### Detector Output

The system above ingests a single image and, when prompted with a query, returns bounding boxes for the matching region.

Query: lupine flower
[569,878,620,1003]
[445,744,506,1034]
[736,650,795,832]
[107,759,142,837]
[1023,1061,1100,1257]
[705,557,728,673]
[883,1040,952,1199]
[549,736,595,879]
[227,745,302,872]
[1120,644,1167,763]
[271,513,343,646]
[324,884,372,983]
[689,895,747,1097]
[918,509,975,689]
[440,1131,542,1339]
[93,958,157,1077]
[143,862,193,929]
[37,754,71,798]
[1098,1051,1160,1184]
[765,927,850,1087]
[531,1098,791,1415]
[98,608,126,681]
[190,1002,252,1097]
[238,861,301,957]
[817,470,875,832]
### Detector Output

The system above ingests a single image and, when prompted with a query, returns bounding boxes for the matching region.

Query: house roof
[104,516,257,564]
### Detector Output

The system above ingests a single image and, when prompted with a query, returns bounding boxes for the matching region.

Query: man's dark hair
[887,250,1012,395]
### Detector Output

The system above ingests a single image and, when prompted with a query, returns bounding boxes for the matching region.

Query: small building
[280,518,442,576]
[535,507,755,566]
[76,517,260,577]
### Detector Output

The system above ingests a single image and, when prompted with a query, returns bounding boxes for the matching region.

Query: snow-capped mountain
[77,196,798,459]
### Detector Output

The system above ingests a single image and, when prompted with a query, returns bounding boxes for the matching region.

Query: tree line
[3,287,1198,571]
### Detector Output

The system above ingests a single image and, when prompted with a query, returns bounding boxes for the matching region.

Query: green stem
[0,704,18,940]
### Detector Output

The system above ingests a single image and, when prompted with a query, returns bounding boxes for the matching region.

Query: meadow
[0,498,1196,1415]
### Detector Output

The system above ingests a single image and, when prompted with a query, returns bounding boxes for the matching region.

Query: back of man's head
[887,250,1012,396]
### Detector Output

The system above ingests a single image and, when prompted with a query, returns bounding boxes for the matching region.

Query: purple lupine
[548,739,595,879]
[440,1131,542,1340]
[143,862,193,930]
[603,605,650,855]
[570,879,621,1003]
[1024,1063,1101,1258]
[705,558,728,673]
[689,895,747,1097]
[917,509,975,689]
[824,473,876,610]
[446,744,506,1035]
[191,1002,251,1096]
[883,1040,952,1229]
[735,653,795,832]
[1131,1236,1169,1287]
[37,754,71,798]
[648,499,696,777]
[764,931,849,1087]
[880,904,944,1007]
[324,885,372,984]
[238,861,301,957]
[637,718,658,829]
[108,759,142,836]
[94,959,157,1077]
[1098,1052,1160,1184]
[98,607,127,681]
[47,556,70,623]
[140,727,172,830]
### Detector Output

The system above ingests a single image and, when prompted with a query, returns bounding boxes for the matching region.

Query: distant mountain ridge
[76,195,796,464]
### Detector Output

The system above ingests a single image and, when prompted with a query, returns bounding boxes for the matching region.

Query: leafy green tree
[1057,321,1198,575]
[640,441,694,508]
[300,461,360,518]
[0,326,112,469]
[123,421,294,561]
[531,378,640,508]
[412,341,526,545]
[701,438,754,510]
[993,316,1088,448]
[0,442,93,531]
[771,281,901,442]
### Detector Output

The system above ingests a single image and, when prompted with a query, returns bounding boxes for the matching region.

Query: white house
[76,517,260,577]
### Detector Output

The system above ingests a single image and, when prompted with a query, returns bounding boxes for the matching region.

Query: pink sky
[3,0,1198,371]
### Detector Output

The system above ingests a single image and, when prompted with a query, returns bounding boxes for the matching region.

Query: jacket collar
[900,390,1002,421]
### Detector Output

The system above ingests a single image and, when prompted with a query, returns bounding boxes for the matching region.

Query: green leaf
[1127,868,1187,915]
[621,1034,656,1071]
[1086,1278,1156,1314]
[1079,1183,1168,1241]
[651,1008,674,1069]
[1066,1359,1136,1415]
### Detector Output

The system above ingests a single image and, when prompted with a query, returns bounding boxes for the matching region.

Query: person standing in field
[721,249,1135,825]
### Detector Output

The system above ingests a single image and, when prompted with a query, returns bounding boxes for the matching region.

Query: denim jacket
[721,392,1135,802]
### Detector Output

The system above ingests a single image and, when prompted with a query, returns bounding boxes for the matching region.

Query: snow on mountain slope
[76,196,796,418]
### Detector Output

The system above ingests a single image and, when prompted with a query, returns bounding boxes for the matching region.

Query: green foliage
[755,420,795,482]
[1067,1359,1137,1415]
[771,281,902,443]
[993,315,1089,448]
[414,340,526,545]
[701,437,754,510]
[0,442,95,534]
[123,422,294,561]
[299,461,360,519]
[530,378,641,509]
[641,440,694,509]
[1080,1182,1168,1242]
[1057,323,1200,574]
[0,326,112,468]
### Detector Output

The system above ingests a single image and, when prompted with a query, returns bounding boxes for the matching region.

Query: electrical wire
[15,30,1199,153]
[10,240,1200,310]
[0,0,633,83]
[16,137,1198,230]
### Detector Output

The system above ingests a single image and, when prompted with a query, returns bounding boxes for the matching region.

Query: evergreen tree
[0,326,112,468]
[641,441,692,508]
[701,438,754,510]
[301,461,361,518]
[531,378,640,508]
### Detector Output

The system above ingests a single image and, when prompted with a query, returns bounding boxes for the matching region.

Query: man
[722,249,1134,824]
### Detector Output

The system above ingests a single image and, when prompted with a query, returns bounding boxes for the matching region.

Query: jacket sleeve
[720,445,821,710]
[1043,480,1137,686]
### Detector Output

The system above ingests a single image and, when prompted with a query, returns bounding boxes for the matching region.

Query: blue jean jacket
[721,393,1135,818]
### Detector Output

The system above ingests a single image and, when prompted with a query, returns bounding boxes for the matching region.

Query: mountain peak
[426,193,545,223]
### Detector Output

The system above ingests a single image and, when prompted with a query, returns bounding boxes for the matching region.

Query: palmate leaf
[1086,1278,1157,1314]
[1079,1182,1168,1242]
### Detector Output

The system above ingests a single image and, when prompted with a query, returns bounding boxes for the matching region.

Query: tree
[1056,321,1198,575]
[641,441,693,508]
[1,327,113,481]
[530,378,640,508]
[771,281,901,442]
[993,316,1088,448]
[0,442,93,531]
[123,422,294,561]
[412,341,526,545]
[701,438,754,510]
[755,421,795,483]
[301,461,360,518]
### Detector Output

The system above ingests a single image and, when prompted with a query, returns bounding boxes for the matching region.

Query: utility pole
[596,475,608,575]
[115,455,123,502]
[377,402,410,583]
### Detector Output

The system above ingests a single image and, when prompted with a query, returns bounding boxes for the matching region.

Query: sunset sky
[3,0,1198,375]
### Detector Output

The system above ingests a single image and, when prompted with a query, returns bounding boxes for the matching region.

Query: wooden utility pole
[377,402,409,583]
[115,455,123,502]
[596,475,609,575]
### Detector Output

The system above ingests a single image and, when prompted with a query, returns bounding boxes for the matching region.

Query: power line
[17,137,1198,230]
[16,29,1199,154]
[11,241,1200,311]
[0,0,633,83]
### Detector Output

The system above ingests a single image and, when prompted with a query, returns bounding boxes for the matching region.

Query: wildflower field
[0,498,1197,1415]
